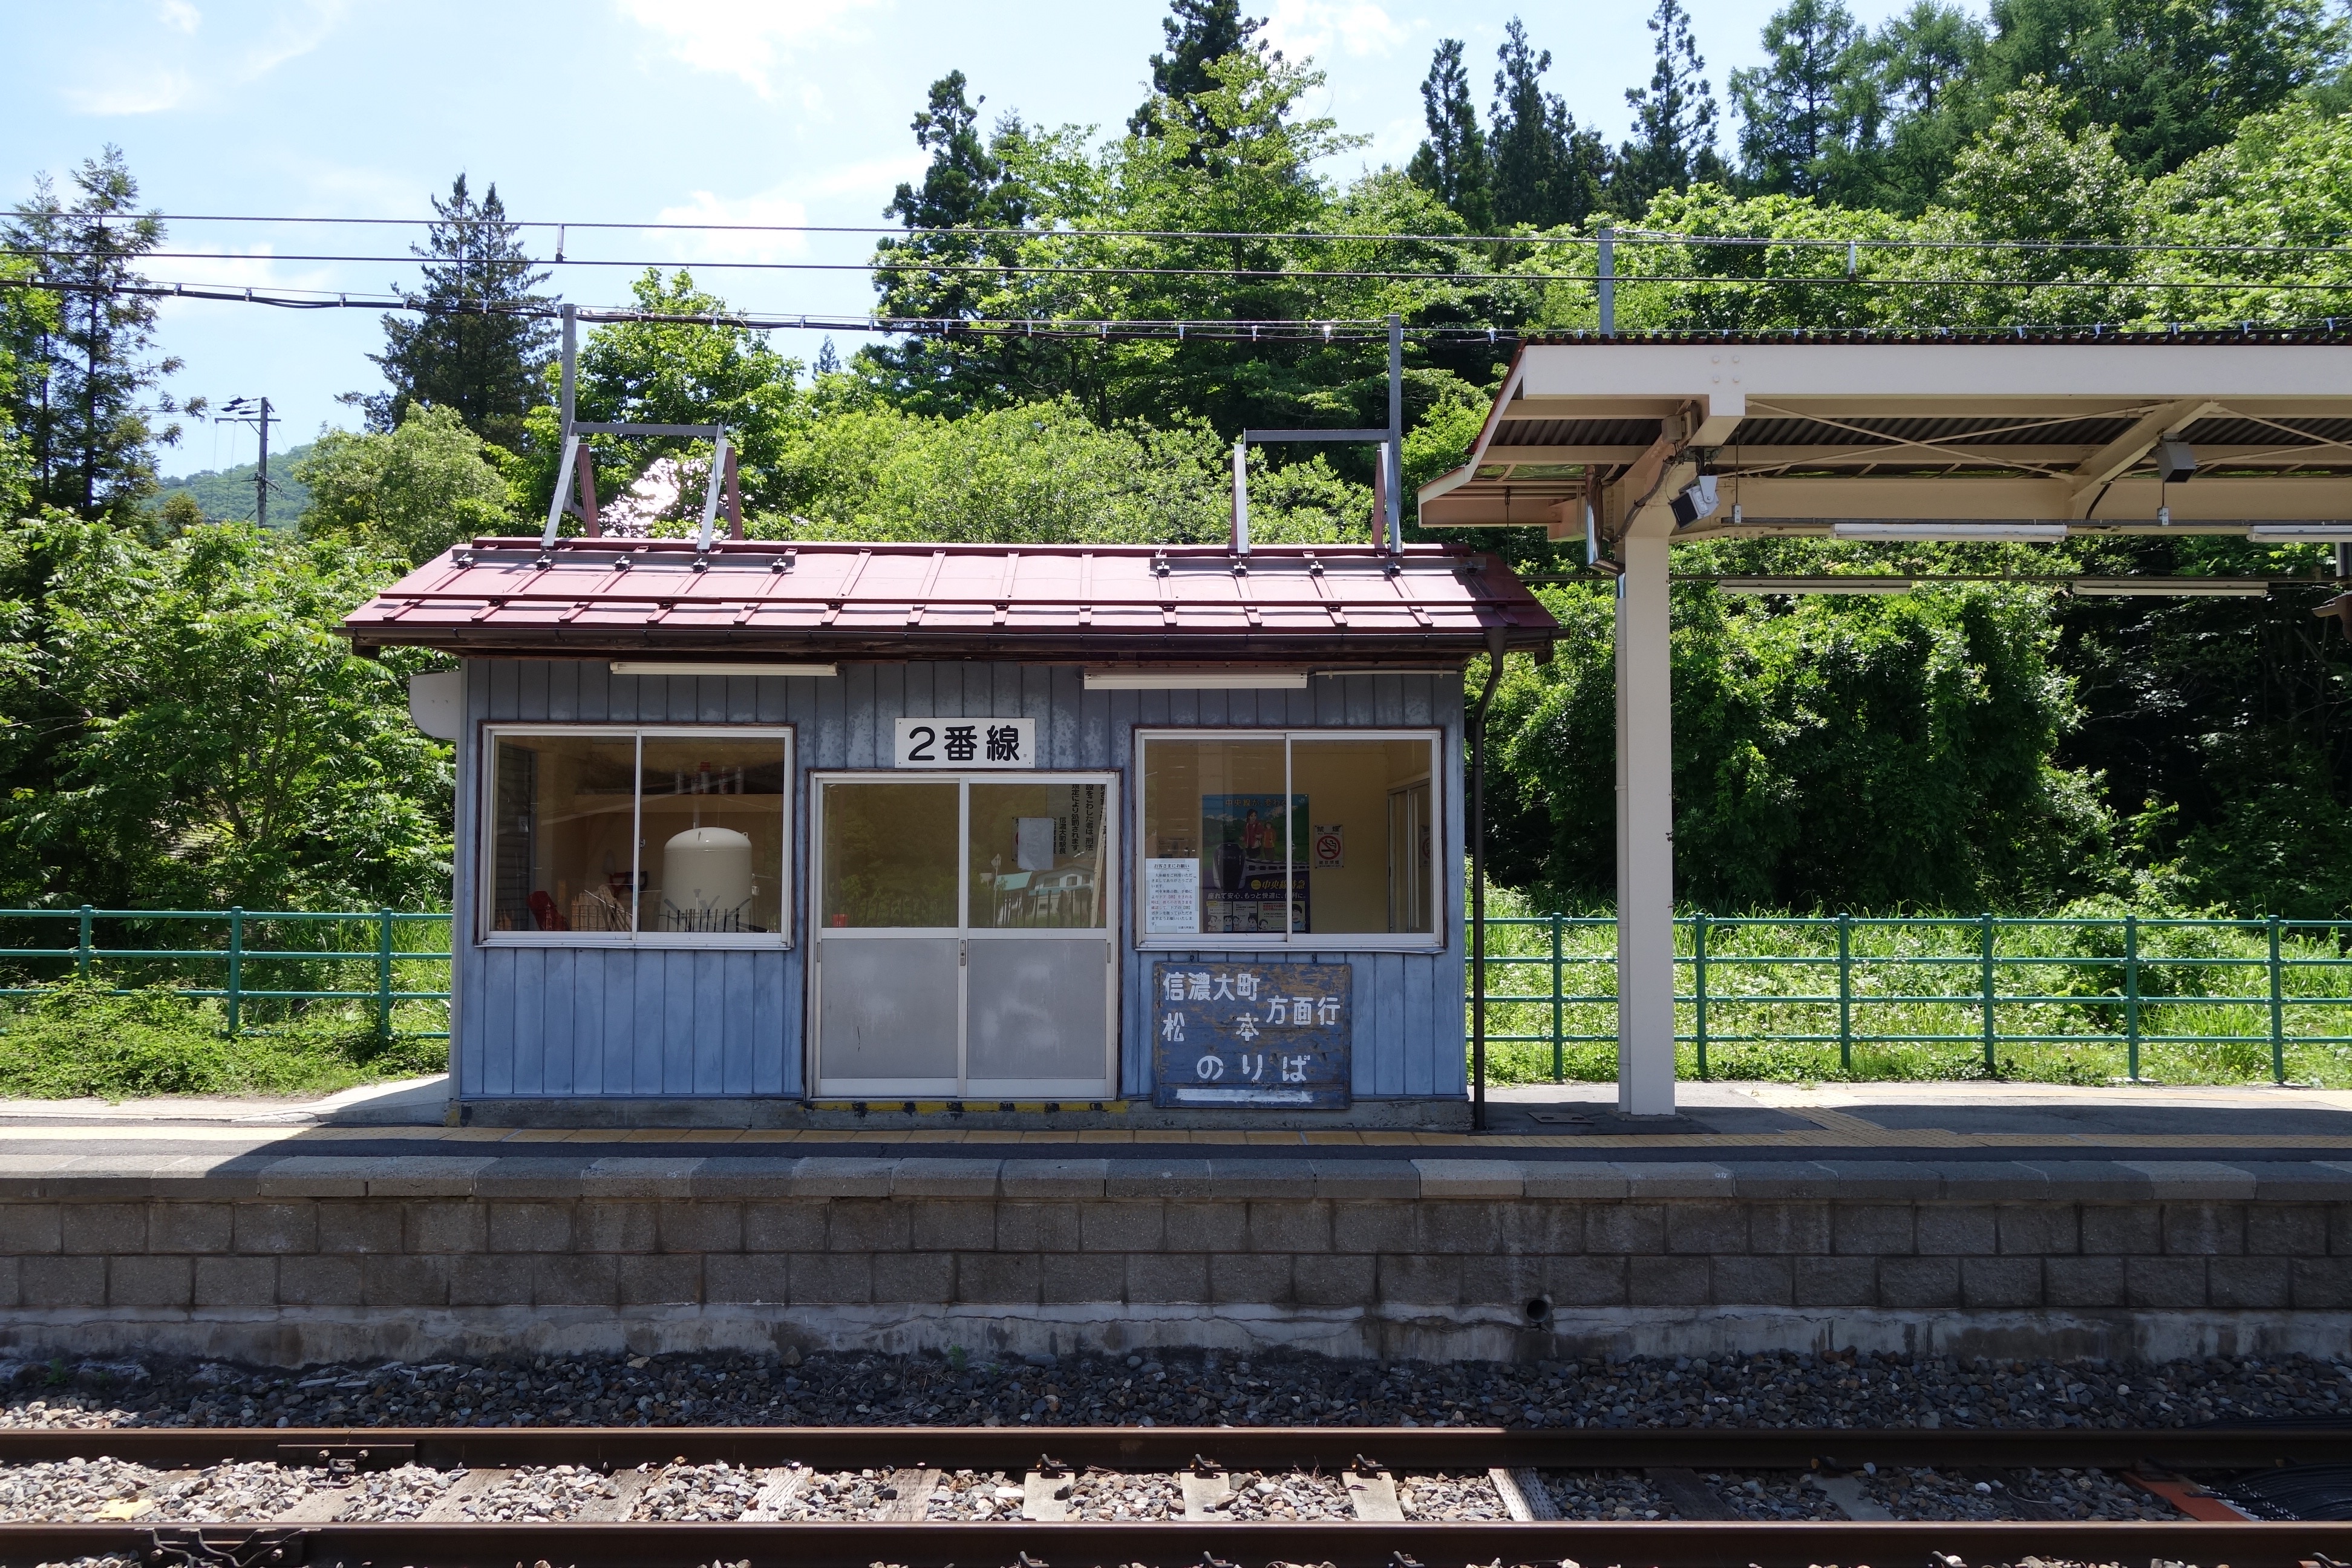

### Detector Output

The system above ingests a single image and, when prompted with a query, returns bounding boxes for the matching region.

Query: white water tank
[660,826,754,931]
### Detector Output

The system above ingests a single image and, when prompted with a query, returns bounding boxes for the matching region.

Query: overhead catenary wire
[8,252,2346,292]
[100,211,2352,258]
[10,273,2352,342]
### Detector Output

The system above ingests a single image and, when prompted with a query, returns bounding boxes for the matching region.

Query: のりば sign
[893,716,1037,769]
[1151,960,1351,1109]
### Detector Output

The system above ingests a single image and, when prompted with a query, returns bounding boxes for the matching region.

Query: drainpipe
[1469,626,1508,1132]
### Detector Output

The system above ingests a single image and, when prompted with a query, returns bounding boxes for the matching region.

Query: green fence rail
[0,908,452,1039]
[1475,913,2352,1084]
[10,906,2351,1075]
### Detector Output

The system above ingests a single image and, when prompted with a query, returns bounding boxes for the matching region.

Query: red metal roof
[342,538,1559,664]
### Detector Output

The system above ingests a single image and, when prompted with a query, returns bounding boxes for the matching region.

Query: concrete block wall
[0,1154,2347,1365]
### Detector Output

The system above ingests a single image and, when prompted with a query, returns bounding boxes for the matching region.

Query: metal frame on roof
[1416,335,2352,542]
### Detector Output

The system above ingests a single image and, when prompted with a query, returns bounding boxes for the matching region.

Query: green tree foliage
[295,405,515,566]
[1488,584,2113,912]
[1130,0,1273,154]
[1616,0,1732,212]
[362,175,555,451]
[1488,19,1610,226]
[1968,0,2344,177]
[0,518,450,910]
[763,392,1371,545]
[1408,39,1492,230]
[1730,0,1881,198]
[1,148,192,525]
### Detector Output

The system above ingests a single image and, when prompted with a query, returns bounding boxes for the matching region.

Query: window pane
[1140,738,1296,936]
[1289,737,1437,935]
[820,781,959,928]
[639,737,789,933]
[489,734,639,933]
[969,783,1108,928]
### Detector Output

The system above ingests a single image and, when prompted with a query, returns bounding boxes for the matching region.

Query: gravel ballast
[0,1347,2339,1431]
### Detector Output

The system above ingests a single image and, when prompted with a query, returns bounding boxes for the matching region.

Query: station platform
[1,1076,2348,1371]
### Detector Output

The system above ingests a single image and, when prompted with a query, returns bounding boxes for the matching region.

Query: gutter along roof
[341,538,1559,664]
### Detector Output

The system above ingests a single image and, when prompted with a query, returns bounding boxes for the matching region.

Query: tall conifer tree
[1488,18,1609,226]
[365,176,554,451]
[2,147,188,525]
[1408,39,1494,227]
[1129,0,1272,160]
[1616,0,1730,212]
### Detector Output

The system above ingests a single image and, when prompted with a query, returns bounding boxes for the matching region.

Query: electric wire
[9,244,2351,289]
[94,212,2352,258]
[9,273,2351,341]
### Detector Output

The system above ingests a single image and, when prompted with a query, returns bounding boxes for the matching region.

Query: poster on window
[1200,792,1308,934]
[1151,960,1351,1108]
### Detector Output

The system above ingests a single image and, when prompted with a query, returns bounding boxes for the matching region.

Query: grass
[1473,889,2352,1089]
[0,978,447,1099]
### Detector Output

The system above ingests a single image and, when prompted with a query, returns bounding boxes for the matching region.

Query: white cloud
[64,68,197,115]
[62,0,348,116]
[1264,0,1410,60]
[652,189,815,266]
[612,0,886,99]
[644,156,928,265]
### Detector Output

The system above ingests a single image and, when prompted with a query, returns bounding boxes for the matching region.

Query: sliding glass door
[812,774,1116,1099]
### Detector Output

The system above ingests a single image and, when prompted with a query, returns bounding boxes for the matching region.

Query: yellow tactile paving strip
[0,1103,2348,1154]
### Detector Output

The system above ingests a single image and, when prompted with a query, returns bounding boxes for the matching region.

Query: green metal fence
[0,907,452,1039]
[1476,913,2352,1084]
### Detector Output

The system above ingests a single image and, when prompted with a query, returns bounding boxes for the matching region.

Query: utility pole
[216,397,277,528]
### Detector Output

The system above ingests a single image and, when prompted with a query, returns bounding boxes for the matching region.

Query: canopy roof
[342,538,1558,664]
[1416,330,2352,538]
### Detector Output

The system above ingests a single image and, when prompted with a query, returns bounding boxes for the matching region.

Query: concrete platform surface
[0,1077,2341,1168]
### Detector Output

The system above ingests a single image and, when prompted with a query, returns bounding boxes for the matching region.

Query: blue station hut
[347,534,1557,1127]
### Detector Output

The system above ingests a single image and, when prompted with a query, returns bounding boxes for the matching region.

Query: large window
[1136,730,1440,947]
[483,728,791,944]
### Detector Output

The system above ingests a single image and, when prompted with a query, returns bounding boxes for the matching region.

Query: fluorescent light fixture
[1832,521,2070,541]
[1084,668,1310,690]
[2069,578,2269,597]
[1717,576,1913,595]
[2248,524,2352,541]
[609,661,838,677]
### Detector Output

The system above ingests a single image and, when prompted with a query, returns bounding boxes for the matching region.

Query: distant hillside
[155,442,315,528]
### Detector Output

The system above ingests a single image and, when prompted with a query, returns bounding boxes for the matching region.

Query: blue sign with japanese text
[1150,961,1351,1109]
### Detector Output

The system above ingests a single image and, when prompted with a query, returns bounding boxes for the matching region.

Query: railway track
[0,1424,2345,1568]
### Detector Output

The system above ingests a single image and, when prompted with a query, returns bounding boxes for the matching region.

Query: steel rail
[0,1427,2345,1568]
[1,1518,2349,1568]
[0,1423,2341,1471]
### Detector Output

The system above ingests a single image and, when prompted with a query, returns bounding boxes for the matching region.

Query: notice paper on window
[1144,858,1200,934]
[1015,817,1056,872]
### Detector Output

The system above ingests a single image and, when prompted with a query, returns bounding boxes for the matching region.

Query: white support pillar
[1615,524,1677,1116]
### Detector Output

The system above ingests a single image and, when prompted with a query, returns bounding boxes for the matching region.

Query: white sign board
[1144,858,1201,934]
[893,716,1036,769]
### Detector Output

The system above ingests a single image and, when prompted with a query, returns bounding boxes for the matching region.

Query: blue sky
[9,0,1921,480]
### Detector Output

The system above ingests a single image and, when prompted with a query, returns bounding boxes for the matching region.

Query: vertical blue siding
[457,657,1467,1103]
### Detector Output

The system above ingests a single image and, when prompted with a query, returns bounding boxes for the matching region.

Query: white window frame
[807,770,1120,1099]
[1132,728,1445,952]
[478,724,795,949]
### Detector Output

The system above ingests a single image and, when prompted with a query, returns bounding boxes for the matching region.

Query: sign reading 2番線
[893,716,1036,769]
[1151,960,1351,1109]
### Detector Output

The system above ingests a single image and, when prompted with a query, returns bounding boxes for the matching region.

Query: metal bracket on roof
[697,427,731,554]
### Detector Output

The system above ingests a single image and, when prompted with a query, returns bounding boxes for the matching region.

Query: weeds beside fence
[1478,913,2352,1087]
[12,905,2352,1090]
[0,907,452,1040]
